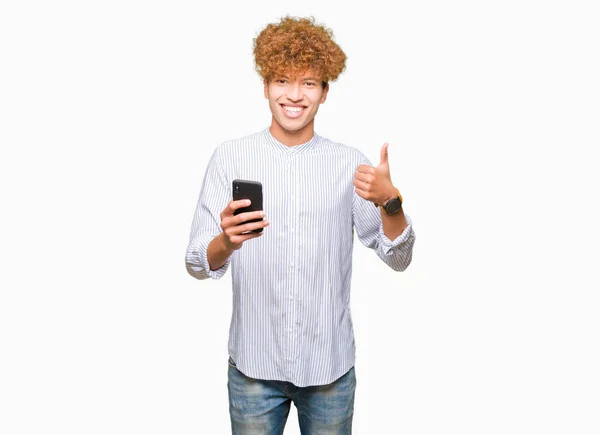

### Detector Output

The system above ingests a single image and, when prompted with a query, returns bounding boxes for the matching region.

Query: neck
[269,118,315,147]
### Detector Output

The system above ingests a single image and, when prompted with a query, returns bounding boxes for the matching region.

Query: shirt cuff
[187,234,231,280]
[378,215,414,256]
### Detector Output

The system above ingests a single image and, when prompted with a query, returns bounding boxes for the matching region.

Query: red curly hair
[253,16,347,85]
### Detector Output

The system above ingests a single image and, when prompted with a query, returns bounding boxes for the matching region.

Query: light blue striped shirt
[185,128,415,387]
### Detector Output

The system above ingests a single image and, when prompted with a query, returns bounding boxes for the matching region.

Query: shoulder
[205,130,266,167]
[217,130,266,153]
[315,134,372,165]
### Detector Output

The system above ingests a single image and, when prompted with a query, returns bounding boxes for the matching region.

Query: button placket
[286,154,296,371]
[290,157,301,367]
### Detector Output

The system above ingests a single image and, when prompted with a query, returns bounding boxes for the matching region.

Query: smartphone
[232,179,264,233]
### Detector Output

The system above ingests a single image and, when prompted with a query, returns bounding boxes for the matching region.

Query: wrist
[383,188,399,204]
[374,187,403,215]
[375,187,402,207]
[220,232,235,253]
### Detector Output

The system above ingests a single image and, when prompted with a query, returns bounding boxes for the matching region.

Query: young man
[185,16,415,434]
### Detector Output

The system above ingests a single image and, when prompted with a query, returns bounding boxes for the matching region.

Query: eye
[275,79,287,84]
[304,82,316,87]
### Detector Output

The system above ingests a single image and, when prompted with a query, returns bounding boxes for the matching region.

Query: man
[185,16,415,434]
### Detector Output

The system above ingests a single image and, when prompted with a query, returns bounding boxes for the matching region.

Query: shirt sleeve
[352,154,416,272]
[185,146,231,280]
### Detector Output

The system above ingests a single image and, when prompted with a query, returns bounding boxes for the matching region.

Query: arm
[185,147,270,280]
[185,147,232,280]
[352,145,415,271]
[206,232,235,272]
[352,185,415,271]
[380,198,409,240]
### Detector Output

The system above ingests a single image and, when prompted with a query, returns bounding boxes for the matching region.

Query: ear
[263,79,269,99]
[320,83,329,104]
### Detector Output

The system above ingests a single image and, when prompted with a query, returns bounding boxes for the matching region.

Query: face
[264,72,329,139]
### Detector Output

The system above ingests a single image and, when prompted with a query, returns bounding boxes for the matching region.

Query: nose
[286,83,303,102]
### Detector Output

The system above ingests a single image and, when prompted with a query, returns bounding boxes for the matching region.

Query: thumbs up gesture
[353,143,398,205]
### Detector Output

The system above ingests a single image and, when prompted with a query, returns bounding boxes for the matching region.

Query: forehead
[274,69,321,81]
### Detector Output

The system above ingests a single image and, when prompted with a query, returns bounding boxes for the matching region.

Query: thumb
[379,143,389,166]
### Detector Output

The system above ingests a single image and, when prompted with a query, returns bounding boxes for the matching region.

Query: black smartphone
[232,179,264,233]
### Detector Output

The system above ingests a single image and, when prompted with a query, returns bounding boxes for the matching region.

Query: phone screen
[232,179,263,233]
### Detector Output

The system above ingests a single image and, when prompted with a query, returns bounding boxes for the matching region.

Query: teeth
[283,105,303,112]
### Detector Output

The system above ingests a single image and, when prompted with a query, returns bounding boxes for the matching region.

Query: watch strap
[374,189,403,209]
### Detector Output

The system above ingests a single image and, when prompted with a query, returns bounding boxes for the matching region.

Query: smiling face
[264,72,329,146]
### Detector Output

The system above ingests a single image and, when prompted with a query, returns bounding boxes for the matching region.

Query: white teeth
[283,105,303,112]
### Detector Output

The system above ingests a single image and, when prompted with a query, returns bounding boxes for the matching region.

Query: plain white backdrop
[1,0,599,434]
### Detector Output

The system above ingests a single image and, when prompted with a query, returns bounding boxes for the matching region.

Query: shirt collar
[263,127,319,155]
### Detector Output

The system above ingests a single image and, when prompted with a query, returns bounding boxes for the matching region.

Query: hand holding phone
[216,179,268,251]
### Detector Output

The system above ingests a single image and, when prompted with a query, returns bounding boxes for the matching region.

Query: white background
[1,0,599,434]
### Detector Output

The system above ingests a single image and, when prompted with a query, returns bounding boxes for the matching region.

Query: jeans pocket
[228,356,237,368]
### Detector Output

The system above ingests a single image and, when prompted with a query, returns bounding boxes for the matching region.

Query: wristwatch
[374,189,403,215]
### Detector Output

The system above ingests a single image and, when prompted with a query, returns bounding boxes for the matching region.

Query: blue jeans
[227,357,356,434]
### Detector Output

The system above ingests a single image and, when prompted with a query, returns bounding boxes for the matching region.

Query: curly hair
[253,16,347,84]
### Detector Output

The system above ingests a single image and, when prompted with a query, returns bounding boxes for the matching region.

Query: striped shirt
[185,128,415,387]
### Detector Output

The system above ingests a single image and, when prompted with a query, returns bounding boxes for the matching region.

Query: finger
[379,143,389,166]
[224,211,255,231]
[225,214,267,232]
[353,178,370,191]
[231,231,264,245]
[226,199,252,215]
[354,186,368,200]
[232,219,270,235]
[354,171,373,183]
[233,210,266,225]
[356,165,375,175]
[244,232,264,240]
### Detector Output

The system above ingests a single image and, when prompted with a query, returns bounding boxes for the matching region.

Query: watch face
[386,199,402,214]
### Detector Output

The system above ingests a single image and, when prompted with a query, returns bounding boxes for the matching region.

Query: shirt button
[290,263,294,268]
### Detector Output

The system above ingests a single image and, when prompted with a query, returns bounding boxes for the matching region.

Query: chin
[275,118,309,133]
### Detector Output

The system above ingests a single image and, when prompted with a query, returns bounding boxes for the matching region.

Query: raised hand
[353,143,398,205]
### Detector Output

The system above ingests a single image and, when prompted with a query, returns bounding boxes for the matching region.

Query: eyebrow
[278,75,319,81]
